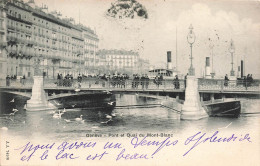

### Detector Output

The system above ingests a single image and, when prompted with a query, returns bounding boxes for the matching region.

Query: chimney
[57,11,62,18]
[69,17,75,24]
[50,10,58,17]
[41,4,48,13]
[167,51,172,70]
[241,60,244,78]
[205,57,211,79]
[27,0,35,8]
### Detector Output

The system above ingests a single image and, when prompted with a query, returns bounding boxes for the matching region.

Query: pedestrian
[173,75,180,89]
[6,75,10,86]
[224,74,229,86]
[184,73,188,88]
[145,74,149,89]
[21,75,25,85]
[141,74,145,89]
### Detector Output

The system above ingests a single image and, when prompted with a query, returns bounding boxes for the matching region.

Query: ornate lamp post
[229,39,235,76]
[187,24,196,76]
[181,24,208,120]
[209,42,215,78]
[26,48,48,111]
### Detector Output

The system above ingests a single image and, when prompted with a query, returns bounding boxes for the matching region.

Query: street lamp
[229,39,235,76]
[209,42,215,78]
[187,24,196,76]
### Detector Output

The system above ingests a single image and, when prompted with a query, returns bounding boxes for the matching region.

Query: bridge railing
[0,78,259,92]
[43,78,186,91]
[198,79,260,91]
[0,78,34,88]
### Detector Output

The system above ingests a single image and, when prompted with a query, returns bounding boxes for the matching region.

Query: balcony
[7,24,15,31]
[0,25,5,32]
[8,34,18,41]
[25,29,32,35]
[0,41,7,47]
[52,27,57,32]
[52,45,58,50]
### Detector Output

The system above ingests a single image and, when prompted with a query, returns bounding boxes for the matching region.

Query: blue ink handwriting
[184,131,252,156]
[131,136,178,156]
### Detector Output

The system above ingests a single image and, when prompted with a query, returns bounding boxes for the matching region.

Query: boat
[202,99,241,118]
[161,98,241,118]
[48,91,116,112]
[148,68,178,80]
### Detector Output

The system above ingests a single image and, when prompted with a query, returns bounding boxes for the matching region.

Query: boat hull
[48,92,116,112]
[203,100,241,118]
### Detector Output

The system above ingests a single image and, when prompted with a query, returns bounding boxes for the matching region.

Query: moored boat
[48,91,116,112]
[202,100,241,118]
[161,98,241,118]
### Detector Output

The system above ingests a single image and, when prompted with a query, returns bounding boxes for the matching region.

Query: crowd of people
[5,72,257,89]
[224,74,255,87]
[56,73,75,87]
[132,74,150,89]
[55,73,156,89]
[6,75,26,86]
[244,74,254,86]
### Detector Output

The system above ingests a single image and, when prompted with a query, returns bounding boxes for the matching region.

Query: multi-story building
[80,25,99,75]
[138,58,150,74]
[96,49,140,74]
[0,0,98,79]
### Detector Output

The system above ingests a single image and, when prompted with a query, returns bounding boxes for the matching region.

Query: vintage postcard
[0,0,260,165]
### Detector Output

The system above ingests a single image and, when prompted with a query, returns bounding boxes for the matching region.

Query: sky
[34,0,260,78]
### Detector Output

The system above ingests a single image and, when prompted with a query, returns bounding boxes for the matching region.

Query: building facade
[80,25,98,75]
[0,0,98,79]
[138,58,150,74]
[96,49,140,75]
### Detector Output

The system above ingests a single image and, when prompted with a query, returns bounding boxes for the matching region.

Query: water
[0,92,260,141]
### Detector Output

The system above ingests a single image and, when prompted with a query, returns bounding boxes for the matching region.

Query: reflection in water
[0,92,260,141]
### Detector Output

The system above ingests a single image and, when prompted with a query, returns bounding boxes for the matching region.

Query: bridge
[0,78,259,100]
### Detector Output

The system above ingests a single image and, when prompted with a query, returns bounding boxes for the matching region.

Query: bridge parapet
[0,78,34,88]
[42,78,185,91]
[0,78,259,93]
[198,79,260,92]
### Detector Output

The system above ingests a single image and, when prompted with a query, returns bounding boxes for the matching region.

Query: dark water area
[0,91,260,141]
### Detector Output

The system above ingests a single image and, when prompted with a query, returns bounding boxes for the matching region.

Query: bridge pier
[26,76,52,111]
[181,76,208,120]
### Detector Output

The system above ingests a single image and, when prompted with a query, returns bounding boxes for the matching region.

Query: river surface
[0,92,260,141]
